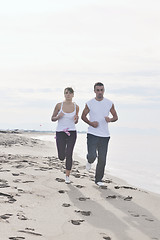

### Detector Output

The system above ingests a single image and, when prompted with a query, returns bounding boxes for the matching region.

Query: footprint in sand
[0,213,13,222]
[17,212,28,221]
[0,179,10,188]
[78,197,90,201]
[131,214,139,217]
[18,228,42,236]
[14,164,25,169]
[100,233,112,240]
[75,185,85,188]
[106,195,117,199]
[99,185,108,189]
[145,218,154,222]
[22,180,35,183]
[12,173,20,176]
[17,189,25,193]
[131,213,140,217]
[70,219,85,225]
[20,205,28,209]
[13,179,22,183]
[128,211,154,221]
[9,237,25,240]
[104,179,112,184]
[55,178,65,182]
[0,213,13,219]
[114,185,137,190]
[72,173,81,178]
[128,211,140,217]
[0,192,16,203]
[123,196,132,201]
[103,237,111,240]
[75,210,91,216]
[0,169,10,172]
[72,160,79,166]
[58,190,67,194]
[62,203,71,207]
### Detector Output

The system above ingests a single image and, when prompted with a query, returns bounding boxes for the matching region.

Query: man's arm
[81,104,98,128]
[105,104,118,123]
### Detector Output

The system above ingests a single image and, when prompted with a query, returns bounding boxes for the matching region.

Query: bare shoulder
[53,102,62,112]
[56,102,62,108]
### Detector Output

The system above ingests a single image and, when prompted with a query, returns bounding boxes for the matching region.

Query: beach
[0,131,160,240]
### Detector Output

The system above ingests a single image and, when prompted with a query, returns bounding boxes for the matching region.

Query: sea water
[34,132,160,195]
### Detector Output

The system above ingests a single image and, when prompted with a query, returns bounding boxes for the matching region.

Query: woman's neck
[64,100,72,104]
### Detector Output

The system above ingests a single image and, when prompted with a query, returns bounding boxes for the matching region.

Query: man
[81,82,118,186]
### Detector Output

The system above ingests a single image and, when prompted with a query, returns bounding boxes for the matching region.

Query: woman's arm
[74,104,79,124]
[51,103,64,122]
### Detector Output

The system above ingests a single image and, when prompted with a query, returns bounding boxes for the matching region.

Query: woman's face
[64,90,74,100]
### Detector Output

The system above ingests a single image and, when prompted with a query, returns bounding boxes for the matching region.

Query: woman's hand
[57,111,64,119]
[74,115,79,124]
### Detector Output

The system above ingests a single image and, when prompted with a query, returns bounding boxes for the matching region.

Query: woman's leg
[65,131,77,171]
[66,169,70,177]
[56,132,67,161]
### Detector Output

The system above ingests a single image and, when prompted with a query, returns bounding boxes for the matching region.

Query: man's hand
[90,121,99,128]
[105,117,111,123]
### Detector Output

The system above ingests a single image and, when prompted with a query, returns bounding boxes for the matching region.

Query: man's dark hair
[94,82,104,90]
[64,87,74,94]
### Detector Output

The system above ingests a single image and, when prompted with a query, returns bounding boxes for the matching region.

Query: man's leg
[87,134,98,164]
[95,137,110,183]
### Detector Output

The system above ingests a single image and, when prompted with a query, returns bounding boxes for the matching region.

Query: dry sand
[0,131,160,240]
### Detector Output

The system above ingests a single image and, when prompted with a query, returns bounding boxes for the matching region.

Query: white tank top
[56,102,76,132]
[87,98,113,137]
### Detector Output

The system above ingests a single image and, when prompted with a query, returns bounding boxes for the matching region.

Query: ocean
[34,132,160,195]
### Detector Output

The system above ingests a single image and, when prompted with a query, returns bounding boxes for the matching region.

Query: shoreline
[25,131,160,196]
[0,131,160,240]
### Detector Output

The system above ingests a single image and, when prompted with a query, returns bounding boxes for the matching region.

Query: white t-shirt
[56,102,76,132]
[86,98,113,137]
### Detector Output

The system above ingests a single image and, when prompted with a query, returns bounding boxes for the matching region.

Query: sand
[0,131,160,240]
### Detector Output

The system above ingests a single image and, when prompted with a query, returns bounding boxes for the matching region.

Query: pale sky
[0,0,160,133]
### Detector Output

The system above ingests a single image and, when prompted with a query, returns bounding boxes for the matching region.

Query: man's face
[94,86,104,100]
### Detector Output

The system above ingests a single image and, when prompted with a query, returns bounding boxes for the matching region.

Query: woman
[51,87,79,184]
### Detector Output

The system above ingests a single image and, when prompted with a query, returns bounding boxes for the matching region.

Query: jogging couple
[51,82,118,186]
